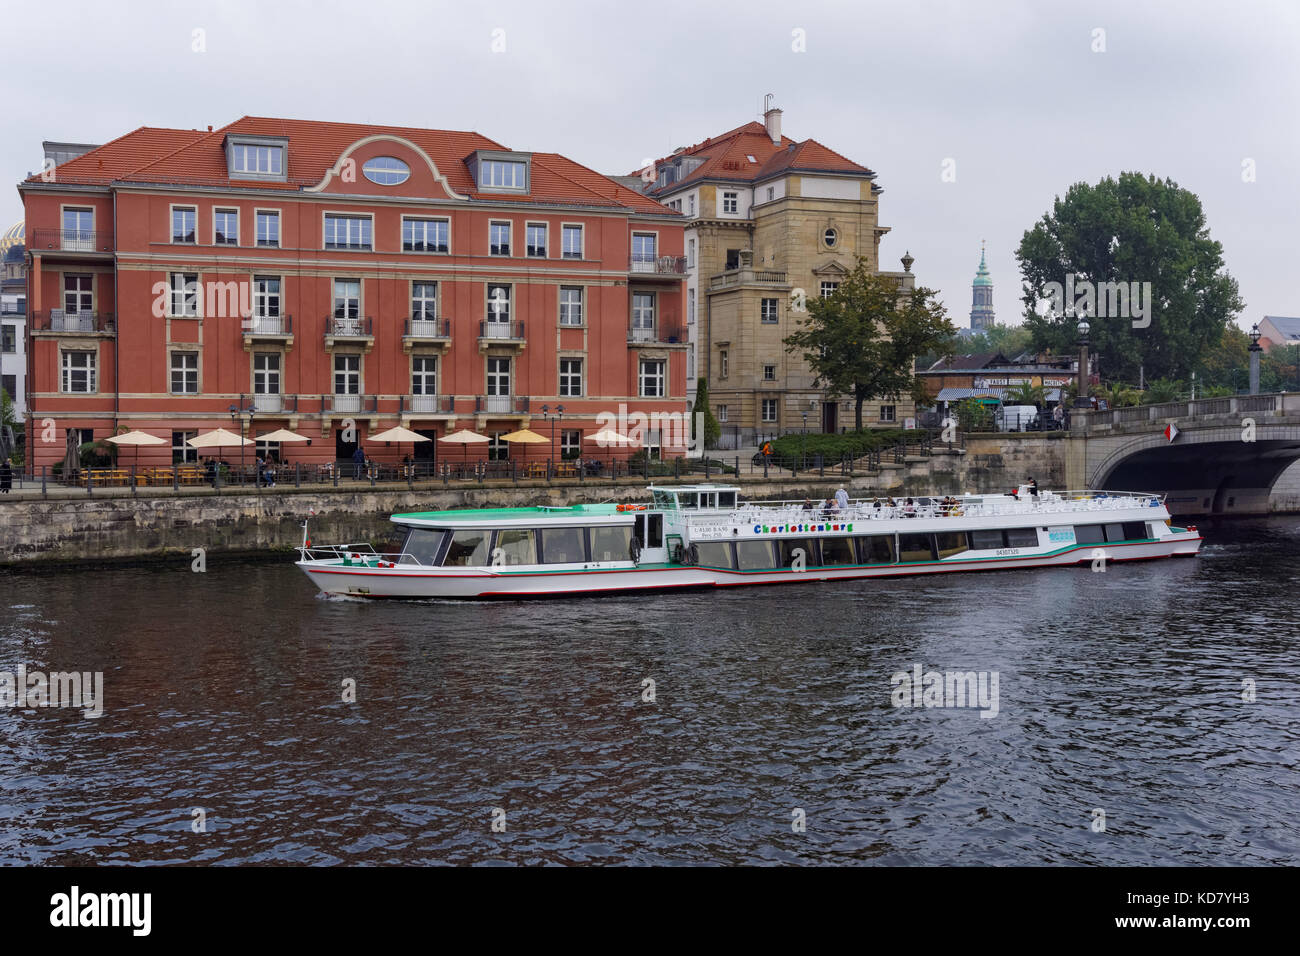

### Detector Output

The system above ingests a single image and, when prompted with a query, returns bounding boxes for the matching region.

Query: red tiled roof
[641,120,873,194]
[25,116,674,214]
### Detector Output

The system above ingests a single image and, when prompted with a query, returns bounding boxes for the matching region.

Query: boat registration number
[995,548,1021,556]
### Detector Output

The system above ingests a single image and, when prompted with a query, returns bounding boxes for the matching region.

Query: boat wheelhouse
[296,483,1203,599]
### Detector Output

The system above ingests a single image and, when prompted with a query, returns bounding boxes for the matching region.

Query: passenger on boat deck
[835,486,850,510]
[803,498,816,511]
[822,497,837,519]
[903,497,917,517]
[1027,476,1039,497]
[872,497,882,510]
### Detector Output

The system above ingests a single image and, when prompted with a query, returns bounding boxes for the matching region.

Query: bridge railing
[1074,393,1286,429]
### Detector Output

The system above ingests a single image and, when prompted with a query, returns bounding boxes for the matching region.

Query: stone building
[631,100,915,444]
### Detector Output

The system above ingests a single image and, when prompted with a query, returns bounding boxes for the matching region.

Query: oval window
[362,156,410,186]
[823,227,838,247]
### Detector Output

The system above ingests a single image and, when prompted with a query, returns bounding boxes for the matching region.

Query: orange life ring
[616,504,646,512]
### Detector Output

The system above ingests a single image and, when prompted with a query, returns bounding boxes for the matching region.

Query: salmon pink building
[19,117,687,471]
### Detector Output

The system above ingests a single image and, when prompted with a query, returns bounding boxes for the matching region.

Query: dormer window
[470,150,530,193]
[482,160,525,189]
[226,135,289,182]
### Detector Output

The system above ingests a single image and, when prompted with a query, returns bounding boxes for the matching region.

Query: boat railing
[681,490,1164,529]
[297,543,425,565]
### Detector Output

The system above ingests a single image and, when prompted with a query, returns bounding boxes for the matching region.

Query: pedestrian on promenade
[352,445,365,479]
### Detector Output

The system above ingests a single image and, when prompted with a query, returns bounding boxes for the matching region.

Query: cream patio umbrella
[585,427,639,447]
[499,427,549,468]
[255,428,312,469]
[188,427,254,475]
[368,425,432,474]
[438,428,490,469]
[105,429,167,472]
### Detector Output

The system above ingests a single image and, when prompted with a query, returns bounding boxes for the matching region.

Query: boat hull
[298,531,1203,600]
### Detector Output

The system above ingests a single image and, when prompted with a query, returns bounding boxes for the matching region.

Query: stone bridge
[1065,393,1300,514]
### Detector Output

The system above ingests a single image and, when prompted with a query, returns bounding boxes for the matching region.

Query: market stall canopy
[187,428,253,448]
[257,428,312,443]
[369,426,432,443]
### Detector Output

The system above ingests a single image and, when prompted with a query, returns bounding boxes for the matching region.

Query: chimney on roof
[763,96,783,146]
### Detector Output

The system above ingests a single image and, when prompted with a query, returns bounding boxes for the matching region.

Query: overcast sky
[3,0,1297,332]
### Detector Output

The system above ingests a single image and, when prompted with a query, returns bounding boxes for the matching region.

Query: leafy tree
[784,258,955,430]
[691,377,721,450]
[1140,377,1183,404]
[1016,172,1243,383]
[1003,381,1046,407]
[950,397,994,432]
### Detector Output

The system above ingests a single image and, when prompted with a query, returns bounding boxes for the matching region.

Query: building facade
[1257,315,1300,353]
[632,102,915,443]
[20,117,687,470]
[1,223,26,418]
[970,244,994,331]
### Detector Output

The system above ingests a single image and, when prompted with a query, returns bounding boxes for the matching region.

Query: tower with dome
[970,242,994,331]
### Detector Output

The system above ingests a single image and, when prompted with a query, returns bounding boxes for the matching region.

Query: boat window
[652,489,677,510]
[678,492,698,509]
[969,529,1004,550]
[401,528,447,565]
[778,538,819,568]
[700,493,715,509]
[898,533,935,563]
[1074,524,1105,545]
[1004,527,1038,548]
[735,540,777,570]
[590,525,633,561]
[694,542,735,569]
[718,491,737,509]
[820,536,856,566]
[1123,521,1148,540]
[539,526,587,564]
[443,529,490,566]
[934,531,969,559]
[856,535,895,564]
[495,528,538,565]
[1103,523,1128,542]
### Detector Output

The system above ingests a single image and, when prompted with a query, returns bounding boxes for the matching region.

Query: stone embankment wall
[0,437,1072,566]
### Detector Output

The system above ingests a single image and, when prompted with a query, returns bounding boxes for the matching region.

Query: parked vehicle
[996,405,1039,432]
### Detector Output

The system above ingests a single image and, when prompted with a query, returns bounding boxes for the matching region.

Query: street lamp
[1072,317,1092,410]
[1248,323,1263,395]
[229,401,256,481]
[541,403,565,465]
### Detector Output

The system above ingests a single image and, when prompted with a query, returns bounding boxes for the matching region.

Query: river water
[2,517,1297,865]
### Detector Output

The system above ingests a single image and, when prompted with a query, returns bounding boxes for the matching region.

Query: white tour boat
[295,484,1203,599]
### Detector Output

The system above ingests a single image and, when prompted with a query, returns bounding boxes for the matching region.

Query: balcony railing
[30,229,114,253]
[404,317,451,339]
[630,254,687,275]
[628,324,684,345]
[252,392,284,413]
[33,310,115,333]
[328,393,374,414]
[243,314,293,336]
[325,316,373,338]
[709,268,789,290]
[479,320,525,340]
[475,395,530,415]
[402,394,454,414]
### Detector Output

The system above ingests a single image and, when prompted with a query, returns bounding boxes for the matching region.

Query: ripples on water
[1,517,1297,865]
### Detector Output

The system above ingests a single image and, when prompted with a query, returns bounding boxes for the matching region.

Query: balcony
[32,310,115,334]
[628,324,686,346]
[324,315,375,352]
[475,395,530,416]
[29,229,114,255]
[709,267,789,291]
[401,393,455,417]
[478,320,526,351]
[250,392,294,414]
[402,316,452,353]
[630,254,687,278]
[327,393,375,415]
[242,313,294,350]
